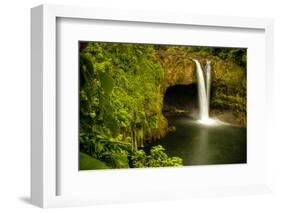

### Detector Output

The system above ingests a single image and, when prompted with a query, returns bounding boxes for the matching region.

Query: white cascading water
[206,60,211,108]
[193,59,215,125]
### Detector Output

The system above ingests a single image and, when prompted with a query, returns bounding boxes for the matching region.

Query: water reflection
[145,116,247,166]
[189,126,210,164]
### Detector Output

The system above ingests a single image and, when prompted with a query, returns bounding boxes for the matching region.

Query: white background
[0,0,281,212]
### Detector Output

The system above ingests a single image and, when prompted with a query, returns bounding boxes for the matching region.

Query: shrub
[131,145,183,168]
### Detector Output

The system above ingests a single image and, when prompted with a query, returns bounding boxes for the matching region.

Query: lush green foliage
[210,60,246,124]
[79,42,183,169]
[79,42,246,169]
[157,45,247,66]
[80,133,132,168]
[131,145,183,168]
[79,152,110,170]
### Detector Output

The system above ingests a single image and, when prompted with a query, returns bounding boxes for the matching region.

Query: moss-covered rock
[155,49,246,126]
[149,113,169,141]
[157,49,196,93]
[210,58,246,125]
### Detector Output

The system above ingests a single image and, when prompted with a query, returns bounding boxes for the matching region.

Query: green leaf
[79,152,110,170]
[100,72,114,94]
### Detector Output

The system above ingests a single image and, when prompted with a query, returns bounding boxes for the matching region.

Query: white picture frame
[31,4,274,208]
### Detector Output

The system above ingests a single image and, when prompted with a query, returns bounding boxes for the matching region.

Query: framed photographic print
[31,4,274,208]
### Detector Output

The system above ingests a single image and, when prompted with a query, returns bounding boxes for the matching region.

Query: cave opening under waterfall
[163,83,199,118]
[149,83,246,166]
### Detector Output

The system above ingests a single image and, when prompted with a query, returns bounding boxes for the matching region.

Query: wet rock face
[210,59,247,125]
[147,51,197,141]
[158,51,196,93]
[144,49,246,145]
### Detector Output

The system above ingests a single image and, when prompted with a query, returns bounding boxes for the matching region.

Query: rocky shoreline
[163,107,246,127]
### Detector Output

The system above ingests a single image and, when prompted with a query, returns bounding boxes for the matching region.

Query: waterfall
[193,59,213,124]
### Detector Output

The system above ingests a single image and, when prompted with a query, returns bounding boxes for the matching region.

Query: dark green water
[146,116,247,166]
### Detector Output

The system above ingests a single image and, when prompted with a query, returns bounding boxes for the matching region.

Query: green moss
[211,60,246,124]
[149,114,168,141]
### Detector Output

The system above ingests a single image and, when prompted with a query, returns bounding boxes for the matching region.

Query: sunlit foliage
[79,42,183,169]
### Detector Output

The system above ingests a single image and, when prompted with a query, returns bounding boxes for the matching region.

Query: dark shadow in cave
[163,83,198,118]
